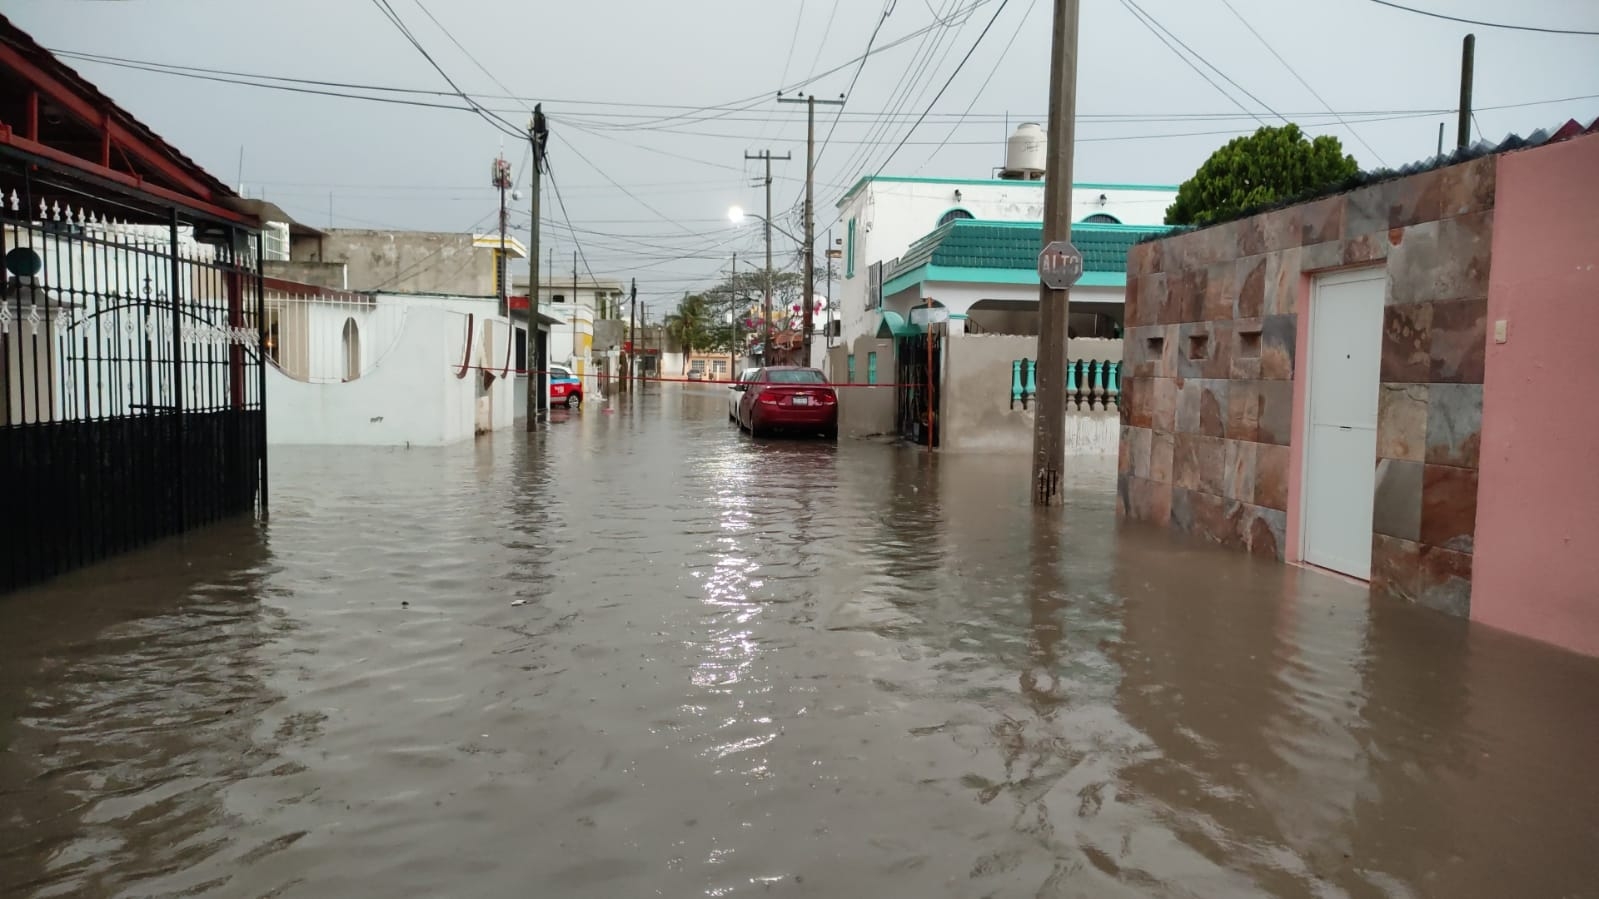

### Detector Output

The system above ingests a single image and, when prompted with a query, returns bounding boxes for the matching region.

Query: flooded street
[3,386,1598,899]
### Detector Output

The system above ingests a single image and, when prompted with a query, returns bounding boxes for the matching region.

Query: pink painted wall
[1473,132,1599,656]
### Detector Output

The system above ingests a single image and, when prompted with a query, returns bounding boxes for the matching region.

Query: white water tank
[1003,122,1046,180]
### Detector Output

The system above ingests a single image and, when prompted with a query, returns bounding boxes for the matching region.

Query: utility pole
[1457,34,1475,151]
[572,251,579,374]
[744,150,791,365]
[525,105,547,430]
[824,228,836,351]
[493,155,509,317]
[1030,0,1081,506]
[729,250,738,378]
[777,93,844,367]
[628,277,637,392]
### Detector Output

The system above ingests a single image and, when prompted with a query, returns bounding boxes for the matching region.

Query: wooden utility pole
[628,277,637,392]
[744,150,791,365]
[1030,0,1081,506]
[1457,34,1475,151]
[525,105,547,430]
[777,93,844,367]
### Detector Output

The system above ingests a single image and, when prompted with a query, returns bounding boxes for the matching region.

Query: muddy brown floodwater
[3,386,1598,898]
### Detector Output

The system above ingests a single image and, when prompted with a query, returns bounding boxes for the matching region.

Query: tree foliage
[1165,124,1359,227]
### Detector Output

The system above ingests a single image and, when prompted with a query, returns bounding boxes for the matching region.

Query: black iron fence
[895,332,940,447]
[0,151,266,592]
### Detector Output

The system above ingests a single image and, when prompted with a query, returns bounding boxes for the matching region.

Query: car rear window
[766,369,825,384]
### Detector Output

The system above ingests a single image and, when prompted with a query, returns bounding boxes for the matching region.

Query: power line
[1365,0,1599,36]
[550,132,706,237]
[543,159,600,292]
[834,0,970,186]
[52,46,1586,126]
[919,0,1037,170]
[369,0,523,137]
[866,0,1013,179]
[1216,0,1388,166]
[1120,0,1285,125]
[410,0,529,113]
[806,0,844,80]
[812,0,895,174]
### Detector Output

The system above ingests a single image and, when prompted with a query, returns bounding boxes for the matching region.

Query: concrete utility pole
[777,93,845,367]
[744,150,791,365]
[1457,34,1475,151]
[525,105,547,430]
[628,277,637,392]
[729,250,738,378]
[572,251,579,373]
[1030,0,1081,506]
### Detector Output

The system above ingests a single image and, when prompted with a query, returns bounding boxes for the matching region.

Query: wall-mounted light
[1098,193,1108,206]
[954,189,963,202]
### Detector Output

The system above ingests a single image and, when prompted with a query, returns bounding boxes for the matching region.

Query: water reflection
[0,520,277,897]
[0,390,1596,898]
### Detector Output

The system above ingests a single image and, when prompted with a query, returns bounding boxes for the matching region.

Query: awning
[876,310,919,338]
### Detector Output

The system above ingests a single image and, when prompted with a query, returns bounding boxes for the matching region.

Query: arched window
[342,318,360,382]
[1081,213,1121,224]
[937,208,974,227]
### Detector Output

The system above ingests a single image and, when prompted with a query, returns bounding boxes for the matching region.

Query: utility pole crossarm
[743,150,792,366]
[776,93,845,368]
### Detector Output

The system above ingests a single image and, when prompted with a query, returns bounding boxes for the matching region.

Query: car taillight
[758,393,780,404]
[819,391,837,404]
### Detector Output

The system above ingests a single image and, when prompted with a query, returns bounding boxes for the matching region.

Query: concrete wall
[1472,133,1599,656]
[264,259,347,290]
[830,336,895,438]
[268,305,514,446]
[1119,153,1500,618]
[297,230,493,295]
[939,333,1122,454]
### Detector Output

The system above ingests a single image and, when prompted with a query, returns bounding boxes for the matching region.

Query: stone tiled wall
[1118,156,1495,616]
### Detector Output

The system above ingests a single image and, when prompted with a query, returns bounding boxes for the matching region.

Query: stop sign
[1038,240,1083,290]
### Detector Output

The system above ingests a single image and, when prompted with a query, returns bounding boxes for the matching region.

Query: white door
[1302,268,1385,579]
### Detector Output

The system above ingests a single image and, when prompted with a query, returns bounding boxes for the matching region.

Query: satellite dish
[6,247,42,278]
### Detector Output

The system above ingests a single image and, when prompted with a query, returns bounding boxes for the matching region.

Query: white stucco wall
[831,179,1174,348]
[267,305,514,446]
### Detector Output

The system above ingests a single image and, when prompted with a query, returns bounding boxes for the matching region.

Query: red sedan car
[735,366,837,440]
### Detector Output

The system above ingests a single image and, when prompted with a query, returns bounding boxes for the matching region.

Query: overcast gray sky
[10,0,1598,313]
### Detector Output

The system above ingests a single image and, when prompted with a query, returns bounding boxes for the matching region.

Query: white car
[728,368,760,421]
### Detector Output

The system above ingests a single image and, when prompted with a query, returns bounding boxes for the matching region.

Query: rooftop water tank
[1002,122,1046,180]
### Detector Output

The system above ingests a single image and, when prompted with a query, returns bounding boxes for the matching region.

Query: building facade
[831,175,1177,350]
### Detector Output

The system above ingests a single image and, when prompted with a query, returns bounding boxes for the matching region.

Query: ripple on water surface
[2,389,1598,898]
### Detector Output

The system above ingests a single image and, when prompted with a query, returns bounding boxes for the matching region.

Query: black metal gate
[895,332,941,447]
[0,151,267,593]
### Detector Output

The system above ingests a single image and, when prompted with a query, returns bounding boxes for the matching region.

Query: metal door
[1302,268,1384,579]
[895,333,940,447]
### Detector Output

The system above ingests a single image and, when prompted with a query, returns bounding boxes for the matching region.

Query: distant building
[511,273,627,378]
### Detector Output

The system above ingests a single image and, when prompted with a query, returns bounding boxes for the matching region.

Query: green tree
[664,293,711,371]
[1165,124,1359,227]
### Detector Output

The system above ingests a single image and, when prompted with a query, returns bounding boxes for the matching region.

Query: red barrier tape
[457,364,912,389]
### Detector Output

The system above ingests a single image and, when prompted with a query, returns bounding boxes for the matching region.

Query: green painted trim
[882,265,929,298]
[884,263,1126,297]
[877,310,919,338]
[836,175,1179,208]
[926,265,1126,288]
